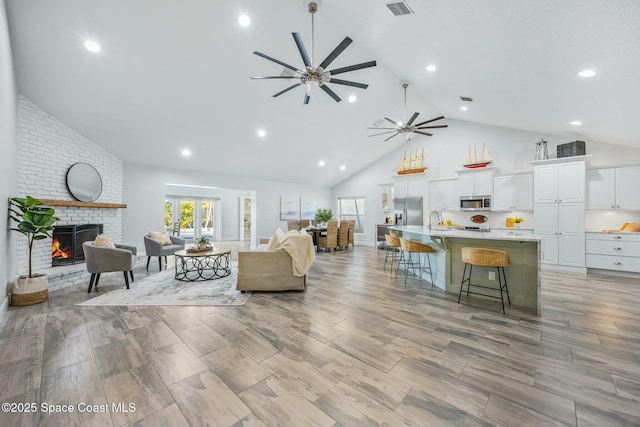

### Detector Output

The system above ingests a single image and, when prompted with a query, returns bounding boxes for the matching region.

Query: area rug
[77,265,250,306]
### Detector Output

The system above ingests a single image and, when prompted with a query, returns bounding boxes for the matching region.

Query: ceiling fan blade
[329,60,377,76]
[251,76,298,79]
[384,117,399,126]
[369,130,398,137]
[273,83,302,98]
[416,124,449,129]
[413,130,433,136]
[304,94,310,105]
[414,115,445,127]
[318,37,352,70]
[292,33,312,68]
[320,84,341,102]
[384,132,401,142]
[328,78,368,89]
[253,51,302,73]
[405,112,420,127]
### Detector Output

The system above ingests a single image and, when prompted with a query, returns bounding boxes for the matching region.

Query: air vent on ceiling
[460,96,474,102]
[386,1,414,16]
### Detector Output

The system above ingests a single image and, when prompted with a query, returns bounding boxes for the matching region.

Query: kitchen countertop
[389,225,542,242]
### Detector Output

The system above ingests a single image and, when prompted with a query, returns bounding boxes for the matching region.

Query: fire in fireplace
[51,224,103,266]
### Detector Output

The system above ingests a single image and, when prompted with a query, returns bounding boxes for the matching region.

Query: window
[338,196,365,234]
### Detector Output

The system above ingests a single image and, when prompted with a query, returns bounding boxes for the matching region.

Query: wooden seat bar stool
[383,233,401,273]
[396,238,435,285]
[458,247,511,313]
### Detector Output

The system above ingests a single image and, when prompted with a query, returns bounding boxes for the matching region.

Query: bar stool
[458,247,511,314]
[383,234,401,273]
[396,238,435,285]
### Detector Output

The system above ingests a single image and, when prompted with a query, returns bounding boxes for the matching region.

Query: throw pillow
[94,234,115,248]
[267,232,282,250]
[149,230,172,245]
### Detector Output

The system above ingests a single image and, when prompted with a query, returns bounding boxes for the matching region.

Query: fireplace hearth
[52,224,103,266]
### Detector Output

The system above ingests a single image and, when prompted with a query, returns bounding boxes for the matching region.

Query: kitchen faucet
[428,211,441,230]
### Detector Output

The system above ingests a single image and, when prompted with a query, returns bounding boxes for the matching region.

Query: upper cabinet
[393,174,424,197]
[534,161,585,203]
[457,169,494,196]
[493,173,533,211]
[430,179,459,211]
[587,166,640,210]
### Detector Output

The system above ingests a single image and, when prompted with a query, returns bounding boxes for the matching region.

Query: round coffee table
[174,248,231,281]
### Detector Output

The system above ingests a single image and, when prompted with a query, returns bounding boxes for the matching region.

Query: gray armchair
[144,234,186,270]
[82,241,137,293]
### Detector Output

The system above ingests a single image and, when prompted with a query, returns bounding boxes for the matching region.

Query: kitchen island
[390,225,542,315]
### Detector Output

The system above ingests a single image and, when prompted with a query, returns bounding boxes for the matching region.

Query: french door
[165,197,220,242]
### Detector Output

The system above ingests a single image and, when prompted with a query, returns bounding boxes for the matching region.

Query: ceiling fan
[369,83,448,141]
[251,2,377,104]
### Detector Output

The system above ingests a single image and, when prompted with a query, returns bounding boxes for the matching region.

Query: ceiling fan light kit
[368,82,448,142]
[251,2,377,104]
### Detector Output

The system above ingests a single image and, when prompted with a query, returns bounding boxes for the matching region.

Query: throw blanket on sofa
[276,233,316,276]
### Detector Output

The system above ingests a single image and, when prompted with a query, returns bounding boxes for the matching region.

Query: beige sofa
[236,237,308,291]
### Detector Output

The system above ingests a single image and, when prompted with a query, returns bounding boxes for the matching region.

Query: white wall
[333,118,640,243]
[0,0,17,313]
[123,163,331,252]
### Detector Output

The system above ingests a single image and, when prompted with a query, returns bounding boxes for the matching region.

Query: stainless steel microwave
[460,195,491,211]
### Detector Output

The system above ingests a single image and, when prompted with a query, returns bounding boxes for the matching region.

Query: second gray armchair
[144,233,186,270]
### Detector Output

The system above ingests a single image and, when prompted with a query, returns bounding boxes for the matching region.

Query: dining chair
[337,221,349,249]
[287,220,301,231]
[317,220,339,252]
[344,220,355,248]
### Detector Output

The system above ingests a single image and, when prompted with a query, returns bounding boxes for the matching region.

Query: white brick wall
[15,96,124,280]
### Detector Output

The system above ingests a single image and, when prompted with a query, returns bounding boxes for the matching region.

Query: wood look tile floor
[1,243,640,426]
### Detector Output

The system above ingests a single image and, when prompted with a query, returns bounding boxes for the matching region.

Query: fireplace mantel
[40,199,127,209]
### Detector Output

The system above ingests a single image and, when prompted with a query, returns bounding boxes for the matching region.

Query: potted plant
[188,235,212,252]
[315,208,333,227]
[514,217,524,228]
[8,196,59,305]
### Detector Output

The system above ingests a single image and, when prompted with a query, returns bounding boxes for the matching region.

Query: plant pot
[11,273,49,306]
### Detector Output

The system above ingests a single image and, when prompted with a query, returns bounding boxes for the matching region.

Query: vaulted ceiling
[6,0,640,187]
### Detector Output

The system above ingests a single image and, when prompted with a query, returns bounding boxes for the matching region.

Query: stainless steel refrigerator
[394,196,423,226]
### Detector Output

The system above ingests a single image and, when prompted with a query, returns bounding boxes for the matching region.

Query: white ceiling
[6,0,640,187]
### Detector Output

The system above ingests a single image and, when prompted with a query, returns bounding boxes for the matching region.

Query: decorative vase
[515,223,521,228]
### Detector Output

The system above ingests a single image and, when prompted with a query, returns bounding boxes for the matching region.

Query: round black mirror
[66,163,103,202]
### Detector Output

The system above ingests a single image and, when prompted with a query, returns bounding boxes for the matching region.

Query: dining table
[304,226,327,251]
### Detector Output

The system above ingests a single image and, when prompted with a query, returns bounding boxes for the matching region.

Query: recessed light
[181,149,191,157]
[578,69,596,77]
[318,160,325,167]
[340,165,346,171]
[84,40,101,53]
[257,129,266,137]
[460,106,468,111]
[348,95,357,103]
[426,65,436,72]
[238,15,251,27]
[570,120,582,126]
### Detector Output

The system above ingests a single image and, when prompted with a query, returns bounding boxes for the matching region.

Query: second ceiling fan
[369,83,448,141]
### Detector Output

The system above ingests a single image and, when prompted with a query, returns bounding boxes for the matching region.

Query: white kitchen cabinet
[429,179,458,211]
[587,166,640,210]
[586,232,640,273]
[393,174,424,197]
[534,161,585,203]
[493,173,533,211]
[534,202,585,267]
[458,170,493,196]
[533,159,586,268]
